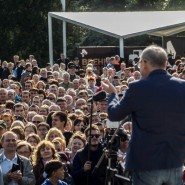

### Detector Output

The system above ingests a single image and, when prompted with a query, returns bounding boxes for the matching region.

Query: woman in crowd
[27,111,37,122]
[33,140,60,185]
[10,126,25,140]
[67,132,86,164]
[24,123,37,137]
[16,141,33,159]
[73,117,86,133]
[26,133,41,148]
[36,80,46,91]
[10,120,25,130]
[1,113,14,130]
[45,127,65,142]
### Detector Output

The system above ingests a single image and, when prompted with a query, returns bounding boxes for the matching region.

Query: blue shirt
[42,178,68,185]
[1,153,18,185]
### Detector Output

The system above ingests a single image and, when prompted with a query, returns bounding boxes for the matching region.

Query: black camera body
[106,129,120,152]
[105,128,128,152]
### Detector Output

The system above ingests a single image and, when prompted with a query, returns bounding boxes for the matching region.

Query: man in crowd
[0,88,8,104]
[72,124,107,185]
[0,131,35,185]
[13,103,26,117]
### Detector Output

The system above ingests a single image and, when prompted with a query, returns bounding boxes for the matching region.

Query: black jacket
[72,144,107,185]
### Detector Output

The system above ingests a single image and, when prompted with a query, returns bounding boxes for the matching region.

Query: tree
[0,0,185,65]
[0,0,61,65]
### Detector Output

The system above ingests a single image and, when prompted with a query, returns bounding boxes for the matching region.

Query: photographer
[72,124,107,185]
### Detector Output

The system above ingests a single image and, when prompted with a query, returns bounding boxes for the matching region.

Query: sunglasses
[88,134,100,138]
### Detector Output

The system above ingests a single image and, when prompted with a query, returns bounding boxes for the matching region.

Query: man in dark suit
[102,45,185,185]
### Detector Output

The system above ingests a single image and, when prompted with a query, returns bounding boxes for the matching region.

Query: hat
[0,120,6,129]
[68,62,76,68]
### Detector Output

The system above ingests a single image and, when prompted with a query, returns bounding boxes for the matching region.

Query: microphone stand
[86,98,93,185]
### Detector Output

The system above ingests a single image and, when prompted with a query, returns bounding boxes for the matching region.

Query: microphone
[93,91,107,102]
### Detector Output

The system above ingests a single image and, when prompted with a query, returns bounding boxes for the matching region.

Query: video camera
[102,119,132,185]
[103,119,128,152]
[104,128,128,152]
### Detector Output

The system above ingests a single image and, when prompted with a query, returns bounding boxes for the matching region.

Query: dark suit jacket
[108,69,185,171]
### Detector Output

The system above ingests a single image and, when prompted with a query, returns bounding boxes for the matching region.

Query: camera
[104,128,128,152]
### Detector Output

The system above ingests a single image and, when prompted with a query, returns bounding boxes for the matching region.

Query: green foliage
[0,0,61,65]
[1,0,185,65]
[165,0,185,10]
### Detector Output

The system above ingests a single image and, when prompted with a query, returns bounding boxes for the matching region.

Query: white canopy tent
[48,11,185,65]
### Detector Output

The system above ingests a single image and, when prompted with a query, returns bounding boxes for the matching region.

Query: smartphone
[11,163,20,172]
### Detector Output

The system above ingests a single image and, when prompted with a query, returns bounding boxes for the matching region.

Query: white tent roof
[49,11,185,38]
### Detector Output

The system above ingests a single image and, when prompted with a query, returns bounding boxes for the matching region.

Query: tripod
[92,122,132,185]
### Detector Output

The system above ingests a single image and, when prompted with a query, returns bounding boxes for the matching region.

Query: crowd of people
[0,49,185,185]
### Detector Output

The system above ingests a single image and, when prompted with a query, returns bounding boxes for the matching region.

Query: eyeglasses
[88,134,100,138]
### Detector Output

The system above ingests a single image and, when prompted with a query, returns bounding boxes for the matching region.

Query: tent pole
[61,0,66,11]
[119,37,124,58]
[48,14,53,66]
[162,36,165,48]
[63,21,67,58]
[61,0,67,58]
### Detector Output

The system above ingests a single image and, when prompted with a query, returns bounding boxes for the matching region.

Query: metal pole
[63,21,67,58]
[119,37,124,58]
[162,36,164,48]
[61,0,67,57]
[48,13,53,66]
[61,0,66,11]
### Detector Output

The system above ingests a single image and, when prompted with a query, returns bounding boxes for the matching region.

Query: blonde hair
[45,127,65,141]
[68,131,86,148]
